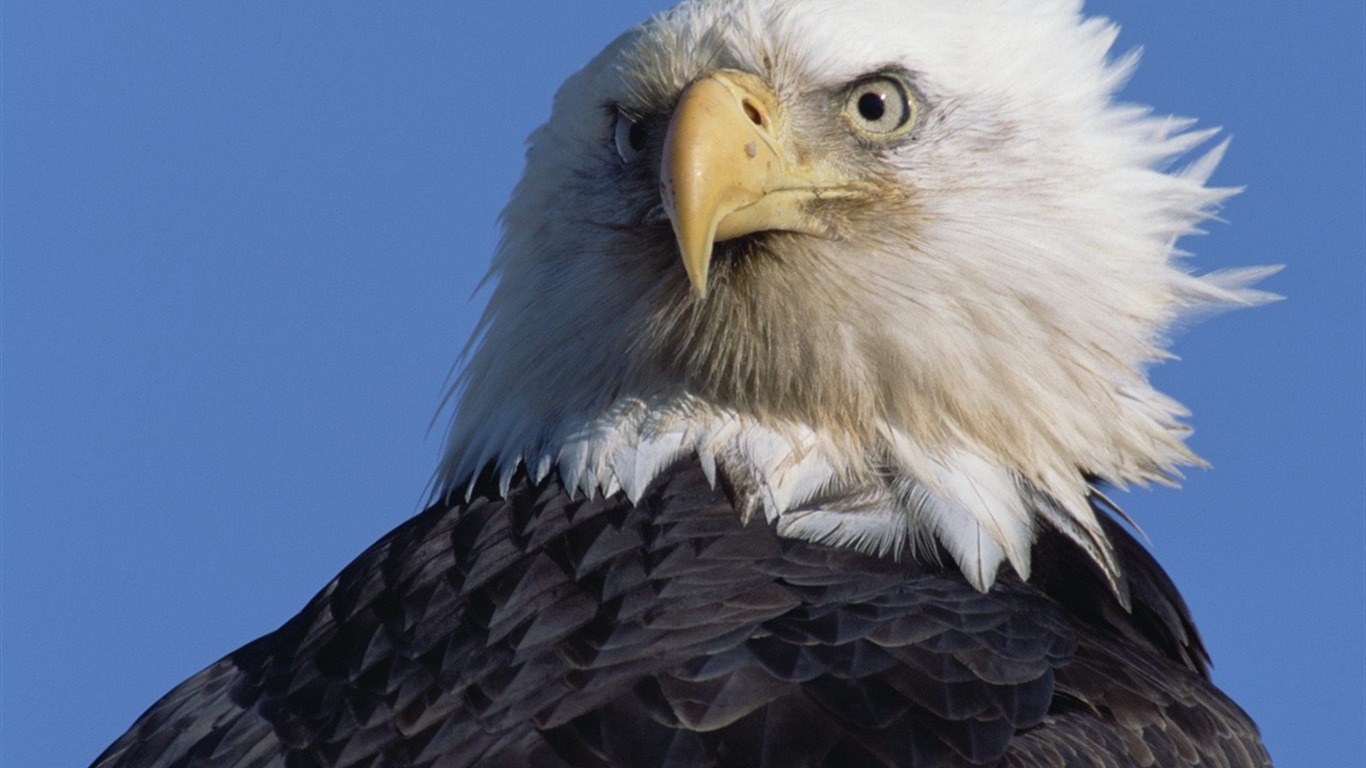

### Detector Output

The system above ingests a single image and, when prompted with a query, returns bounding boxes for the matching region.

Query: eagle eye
[613,110,648,163]
[842,74,914,139]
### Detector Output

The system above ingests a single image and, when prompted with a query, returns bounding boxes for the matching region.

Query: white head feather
[437,0,1277,593]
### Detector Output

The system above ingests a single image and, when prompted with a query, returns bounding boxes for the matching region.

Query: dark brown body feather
[93,462,1269,767]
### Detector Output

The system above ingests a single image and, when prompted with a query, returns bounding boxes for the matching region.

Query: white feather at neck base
[443,394,1126,597]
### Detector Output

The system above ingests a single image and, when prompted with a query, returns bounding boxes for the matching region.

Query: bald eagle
[95,1,1278,766]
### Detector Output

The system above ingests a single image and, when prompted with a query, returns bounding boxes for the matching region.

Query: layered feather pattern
[96,466,1270,767]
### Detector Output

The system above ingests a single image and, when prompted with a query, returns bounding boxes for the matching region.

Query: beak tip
[674,226,715,301]
[684,263,710,299]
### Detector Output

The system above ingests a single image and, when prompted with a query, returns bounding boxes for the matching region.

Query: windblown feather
[438,0,1277,591]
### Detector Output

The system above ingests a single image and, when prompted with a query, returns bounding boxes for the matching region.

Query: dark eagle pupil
[858,92,886,122]
[629,123,648,151]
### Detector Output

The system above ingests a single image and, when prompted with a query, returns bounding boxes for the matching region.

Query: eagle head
[439,0,1276,592]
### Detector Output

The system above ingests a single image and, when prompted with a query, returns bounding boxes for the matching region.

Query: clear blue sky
[2,3,1362,766]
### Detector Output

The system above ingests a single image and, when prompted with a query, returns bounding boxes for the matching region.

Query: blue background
[3,3,1362,766]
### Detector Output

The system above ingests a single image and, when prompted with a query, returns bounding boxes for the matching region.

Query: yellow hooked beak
[659,70,849,297]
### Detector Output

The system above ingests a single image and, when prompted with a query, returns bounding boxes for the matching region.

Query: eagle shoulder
[93,461,1269,767]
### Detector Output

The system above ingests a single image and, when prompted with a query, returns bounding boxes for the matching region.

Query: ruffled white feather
[434,0,1278,593]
